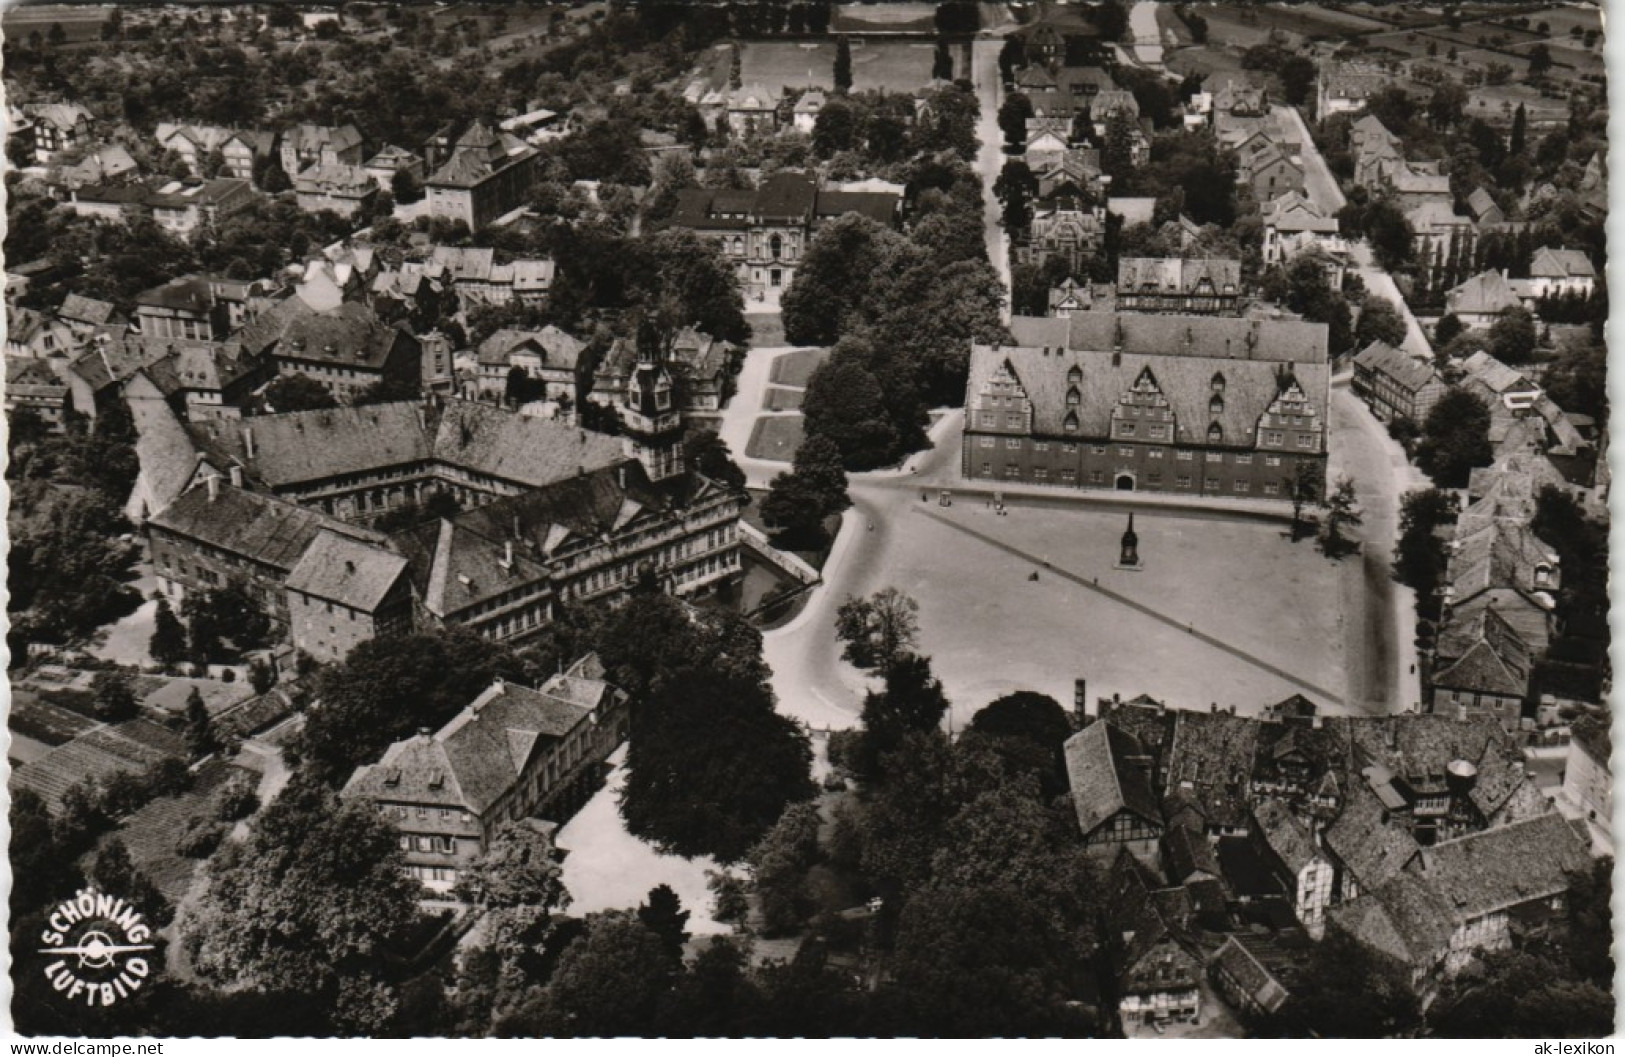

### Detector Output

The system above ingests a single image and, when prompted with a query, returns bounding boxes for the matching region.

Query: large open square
[740,39,939,93]
[772,491,1353,731]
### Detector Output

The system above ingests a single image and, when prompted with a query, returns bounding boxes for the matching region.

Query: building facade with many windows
[962,313,1330,500]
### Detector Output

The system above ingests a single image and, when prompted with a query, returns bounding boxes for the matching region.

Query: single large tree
[620,666,815,862]
[1416,388,1494,487]
[834,587,921,670]
[181,780,420,1029]
[997,92,1034,149]
[149,597,188,669]
[521,912,675,1036]
[185,687,219,760]
[1354,296,1409,350]
[1317,477,1363,559]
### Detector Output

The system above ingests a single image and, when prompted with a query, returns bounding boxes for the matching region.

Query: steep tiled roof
[343,667,620,816]
[1264,191,1339,233]
[1210,934,1302,1015]
[1353,340,1438,395]
[1529,246,1595,280]
[1431,639,1527,697]
[1447,520,1558,600]
[1117,257,1241,294]
[1460,350,1537,396]
[1330,873,1455,968]
[147,481,385,573]
[284,528,409,611]
[755,171,818,220]
[1162,711,1261,828]
[1409,812,1591,922]
[814,190,899,225]
[1254,799,1322,875]
[1063,721,1161,838]
[477,326,586,371]
[58,293,118,326]
[1446,271,1523,317]
[1162,820,1220,883]
[1322,778,1420,891]
[189,399,624,492]
[235,299,410,370]
[1438,589,1551,661]
[393,517,551,617]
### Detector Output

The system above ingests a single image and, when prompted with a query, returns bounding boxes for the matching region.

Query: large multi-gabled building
[961,313,1330,500]
[666,170,901,299]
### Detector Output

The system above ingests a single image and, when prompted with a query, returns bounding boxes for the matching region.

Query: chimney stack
[228,465,244,488]
[242,426,255,460]
[206,474,220,502]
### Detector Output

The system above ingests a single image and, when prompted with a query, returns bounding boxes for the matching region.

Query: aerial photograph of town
[0,0,1614,1040]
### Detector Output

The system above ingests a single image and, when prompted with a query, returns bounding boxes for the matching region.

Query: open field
[108,760,255,904]
[768,347,828,387]
[740,39,938,94]
[10,689,99,748]
[873,502,1348,724]
[745,414,806,461]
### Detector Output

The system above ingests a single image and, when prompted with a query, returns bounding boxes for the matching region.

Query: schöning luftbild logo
[38,888,156,1007]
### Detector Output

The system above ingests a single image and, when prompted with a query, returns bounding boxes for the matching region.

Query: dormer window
[1067,386,1081,407]
[1063,411,1079,433]
[1210,372,1226,394]
[1207,422,1223,443]
[1067,365,1082,386]
[1209,394,1224,415]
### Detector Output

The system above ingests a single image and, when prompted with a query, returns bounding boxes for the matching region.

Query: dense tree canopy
[1415,388,1493,487]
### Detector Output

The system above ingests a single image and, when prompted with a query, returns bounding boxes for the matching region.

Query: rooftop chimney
[228,465,244,488]
[242,426,255,460]
[206,474,220,502]
[501,540,514,571]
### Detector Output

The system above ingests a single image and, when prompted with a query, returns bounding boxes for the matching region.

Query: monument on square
[1117,512,1141,570]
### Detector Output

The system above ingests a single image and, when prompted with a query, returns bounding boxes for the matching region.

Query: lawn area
[745,414,806,462]
[871,502,1348,726]
[768,348,828,387]
[745,312,785,348]
[740,39,938,93]
[762,387,805,411]
[555,748,727,935]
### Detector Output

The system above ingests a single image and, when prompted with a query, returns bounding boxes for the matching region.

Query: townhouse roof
[187,399,624,492]
[1446,270,1523,317]
[1253,799,1322,875]
[146,480,384,573]
[1352,340,1438,394]
[1529,246,1595,280]
[284,528,409,611]
[1322,779,1421,891]
[283,123,362,156]
[58,293,119,327]
[814,190,900,225]
[1466,187,1503,224]
[234,299,409,370]
[1431,639,1527,697]
[363,144,422,170]
[1162,710,1262,828]
[136,275,222,314]
[146,178,254,211]
[1117,257,1241,294]
[1264,190,1339,233]
[1063,721,1161,838]
[1210,934,1310,1016]
[24,101,92,130]
[1329,873,1455,967]
[1409,812,1591,923]
[1344,713,1530,820]
[345,660,620,818]
[1460,350,1538,395]
[1447,520,1558,600]
[295,161,376,196]
[1437,588,1551,662]
[392,516,552,617]
[1162,819,1221,884]
[477,326,586,371]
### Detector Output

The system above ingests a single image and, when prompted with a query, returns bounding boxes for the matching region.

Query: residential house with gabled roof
[1017,194,1107,272]
[56,293,122,335]
[1250,800,1334,937]
[341,656,629,892]
[1445,270,1524,329]
[1262,190,1346,274]
[725,84,781,138]
[792,89,826,134]
[1104,849,1207,1033]
[1524,246,1596,301]
[1208,932,1312,1021]
[1351,340,1447,423]
[233,298,422,402]
[294,160,378,218]
[1459,350,1541,413]
[475,325,589,403]
[5,356,72,432]
[156,124,270,180]
[147,178,256,238]
[123,339,273,423]
[1063,720,1163,855]
[362,144,424,191]
[1236,136,1304,203]
[1048,276,1113,317]
[279,123,363,175]
[590,325,742,418]
[1466,187,1504,227]
[51,143,139,191]
[425,120,541,231]
[22,101,93,161]
[1317,62,1387,118]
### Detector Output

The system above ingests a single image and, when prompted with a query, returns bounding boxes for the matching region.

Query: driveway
[716,345,818,490]
[1129,1,1166,67]
[969,38,1013,321]
[1351,241,1434,361]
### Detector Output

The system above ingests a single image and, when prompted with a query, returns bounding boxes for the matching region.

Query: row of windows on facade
[977,464,1289,493]
[980,411,1313,446]
[718,233,797,260]
[977,437,1299,464]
